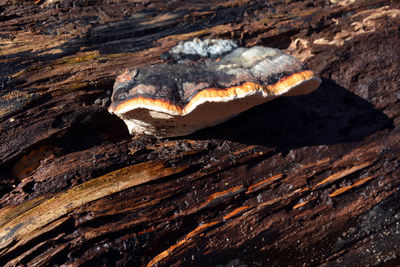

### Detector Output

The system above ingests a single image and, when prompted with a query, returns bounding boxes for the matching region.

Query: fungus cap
[108,39,321,138]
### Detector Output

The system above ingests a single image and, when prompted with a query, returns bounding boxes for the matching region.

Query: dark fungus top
[108,40,321,137]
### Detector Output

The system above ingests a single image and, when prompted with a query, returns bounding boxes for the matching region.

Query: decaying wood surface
[0,0,399,266]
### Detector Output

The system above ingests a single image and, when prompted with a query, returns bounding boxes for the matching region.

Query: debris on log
[0,0,399,266]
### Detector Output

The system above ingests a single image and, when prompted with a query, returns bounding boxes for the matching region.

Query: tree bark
[1,0,400,266]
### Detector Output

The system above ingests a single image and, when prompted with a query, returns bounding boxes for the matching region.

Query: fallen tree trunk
[1,0,400,266]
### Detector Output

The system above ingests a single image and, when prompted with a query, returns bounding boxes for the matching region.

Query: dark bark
[1,0,400,266]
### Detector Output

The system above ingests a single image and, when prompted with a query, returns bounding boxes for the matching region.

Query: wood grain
[1,0,399,266]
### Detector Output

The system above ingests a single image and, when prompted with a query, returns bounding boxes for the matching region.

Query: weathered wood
[1,0,400,266]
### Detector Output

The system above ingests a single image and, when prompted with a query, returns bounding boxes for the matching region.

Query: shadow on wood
[191,78,393,148]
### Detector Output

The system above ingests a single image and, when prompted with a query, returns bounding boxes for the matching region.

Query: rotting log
[1,0,400,266]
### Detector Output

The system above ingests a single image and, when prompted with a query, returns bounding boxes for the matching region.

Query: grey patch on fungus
[165,38,238,61]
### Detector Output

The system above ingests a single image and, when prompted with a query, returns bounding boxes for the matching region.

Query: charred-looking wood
[0,0,399,266]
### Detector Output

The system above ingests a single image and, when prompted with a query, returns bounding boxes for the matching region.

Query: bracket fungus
[108,39,321,138]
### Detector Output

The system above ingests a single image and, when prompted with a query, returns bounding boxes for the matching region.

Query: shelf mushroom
[108,39,321,138]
